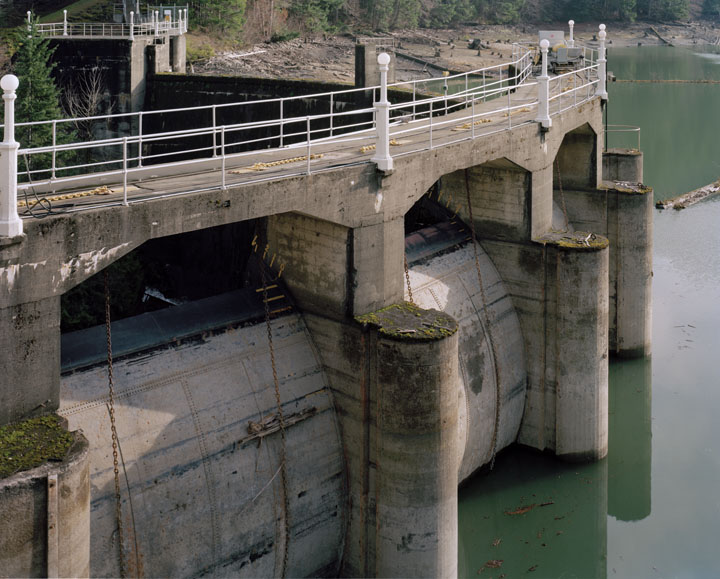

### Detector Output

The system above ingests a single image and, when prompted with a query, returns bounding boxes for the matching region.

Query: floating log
[656,178,720,210]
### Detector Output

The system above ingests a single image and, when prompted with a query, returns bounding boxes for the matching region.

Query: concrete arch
[553,122,599,192]
[405,224,527,481]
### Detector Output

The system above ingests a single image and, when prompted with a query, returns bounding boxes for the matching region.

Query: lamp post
[0,75,23,238]
[597,24,608,100]
[535,39,552,129]
[371,52,393,172]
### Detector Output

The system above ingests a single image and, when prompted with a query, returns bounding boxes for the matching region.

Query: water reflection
[608,357,652,523]
[458,358,652,578]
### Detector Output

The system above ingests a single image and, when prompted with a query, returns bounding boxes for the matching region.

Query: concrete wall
[50,35,180,115]
[0,429,90,578]
[59,311,345,577]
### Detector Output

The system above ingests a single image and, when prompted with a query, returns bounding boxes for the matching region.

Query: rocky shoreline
[192,20,720,83]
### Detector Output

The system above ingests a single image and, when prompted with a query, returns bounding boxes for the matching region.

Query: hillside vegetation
[1,0,718,48]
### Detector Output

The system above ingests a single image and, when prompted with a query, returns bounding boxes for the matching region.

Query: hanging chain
[261,264,290,579]
[104,271,127,578]
[555,158,570,232]
[404,255,414,304]
[464,170,503,470]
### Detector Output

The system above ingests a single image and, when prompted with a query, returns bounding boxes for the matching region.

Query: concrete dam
[0,22,652,578]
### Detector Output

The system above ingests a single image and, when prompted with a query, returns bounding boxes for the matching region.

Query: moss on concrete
[0,415,73,479]
[355,302,458,341]
[537,231,610,251]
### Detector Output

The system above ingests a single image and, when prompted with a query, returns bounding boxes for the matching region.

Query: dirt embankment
[191,20,720,83]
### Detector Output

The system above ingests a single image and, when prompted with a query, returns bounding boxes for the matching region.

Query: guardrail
[0,23,609,231]
[605,124,641,150]
[34,8,187,39]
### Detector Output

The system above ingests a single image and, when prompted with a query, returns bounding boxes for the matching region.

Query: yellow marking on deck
[230,153,324,174]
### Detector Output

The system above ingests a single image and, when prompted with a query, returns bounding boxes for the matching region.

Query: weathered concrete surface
[603,148,643,183]
[370,307,458,578]
[267,212,405,318]
[0,296,60,425]
[561,182,653,357]
[59,311,344,578]
[407,240,527,480]
[482,232,610,459]
[0,429,90,578]
[549,236,609,461]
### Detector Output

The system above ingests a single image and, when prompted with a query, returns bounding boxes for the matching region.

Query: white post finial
[63,10,68,36]
[130,11,134,39]
[0,75,23,238]
[536,38,552,129]
[568,20,575,48]
[371,52,393,172]
[597,24,608,100]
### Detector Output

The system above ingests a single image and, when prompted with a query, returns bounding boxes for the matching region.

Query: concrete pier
[0,427,89,577]
[363,305,459,578]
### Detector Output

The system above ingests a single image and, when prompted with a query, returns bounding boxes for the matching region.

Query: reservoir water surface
[458,44,720,578]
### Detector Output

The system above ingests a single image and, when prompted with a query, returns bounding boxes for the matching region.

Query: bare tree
[62,66,111,141]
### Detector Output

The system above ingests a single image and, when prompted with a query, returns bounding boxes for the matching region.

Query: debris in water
[528,564,538,572]
[485,560,503,569]
[505,504,536,515]
[491,538,502,547]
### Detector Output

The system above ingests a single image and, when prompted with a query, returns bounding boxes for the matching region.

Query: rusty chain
[404,255,414,304]
[261,264,291,579]
[104,271,127,578]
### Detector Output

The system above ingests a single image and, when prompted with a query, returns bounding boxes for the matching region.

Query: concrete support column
[0,428,90,577]
[266,213,403,319]
[0,296,61,425]
[551,237,609,461]
[603,148,643,183]
[609,186,652,357]
[371,307,459,578]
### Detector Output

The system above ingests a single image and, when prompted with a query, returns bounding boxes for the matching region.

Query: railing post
[0,75,22,237]
[184,9,188,33]
[221,126,226,190]
[63,10,68,36]
[597,24,608,100]
[122,137,129,206]
[138,112,143,167]
[212,105,217,156]
[568,20,575,48]
[329,93,334,137]
[51,121,57,179]
[371,52,393,172]
[130,11,134,40]
[535,38,552,129]
[306,117,312,174]
[155,11,159,36]
[27,11,31,37]
[279,100,284,147]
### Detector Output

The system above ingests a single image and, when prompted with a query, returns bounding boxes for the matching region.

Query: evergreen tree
[703,0,720,18]
[12,18,62,152]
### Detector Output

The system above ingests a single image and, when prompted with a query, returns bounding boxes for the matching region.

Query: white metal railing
[34,6,188,39]
[0,22,609,231]
[606,124,641,150]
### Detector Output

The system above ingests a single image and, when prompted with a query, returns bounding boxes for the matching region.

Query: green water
[458,45,720,579]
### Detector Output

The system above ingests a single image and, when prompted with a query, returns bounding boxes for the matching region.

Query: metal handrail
[6,46,603,201]
[605,124,641,150]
